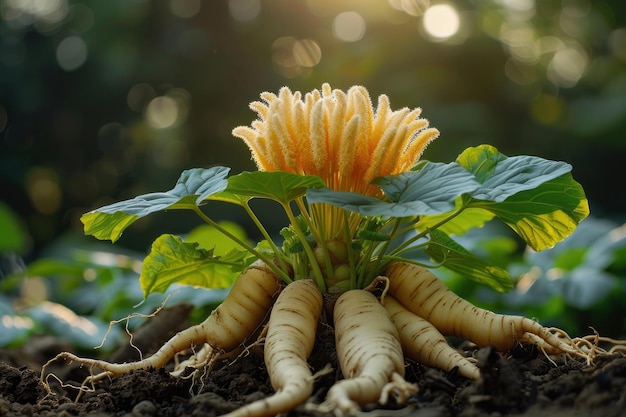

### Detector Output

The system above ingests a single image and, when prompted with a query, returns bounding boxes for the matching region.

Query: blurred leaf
[213,171,325,205]
[0,203,28,253]
[560,267,616,309]
[552,248,587,271]
[0,302,33,347]
[140,234,251,297]
[585,222,626,270]
[26,301,118,350]
[81,167,230,242]
[306,162,480,217]
[425,229,513,292]
[25,258,87,278]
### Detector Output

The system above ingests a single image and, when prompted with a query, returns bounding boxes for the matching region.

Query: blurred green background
[1,0,626,347]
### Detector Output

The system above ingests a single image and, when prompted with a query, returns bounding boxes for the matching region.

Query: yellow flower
[232,84,439,198]
[233,84,439,247]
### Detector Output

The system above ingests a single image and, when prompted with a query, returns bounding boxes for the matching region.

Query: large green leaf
[455,145,589,250]
[425,229,513,292]
[306,162,480,217]
[140,234,250,297]
[213,171,325,204]
[457,145,573,202]
[468,173,589,251]
[82,167,230,242]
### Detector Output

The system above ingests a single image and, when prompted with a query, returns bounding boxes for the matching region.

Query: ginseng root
[223,279,323,417]
[386,262,580,356]
[42,261,281,391]
[383,295,480,380]
[324,289,418,413]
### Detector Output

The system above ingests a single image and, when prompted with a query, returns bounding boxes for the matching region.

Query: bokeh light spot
[293,39,322,67]
[499,0,535,13]
[548,45,588,87]
[146,96,179,129]
[423,4,460,41]
[272,36,321,78]
[169,0,201,18]
[26,167,62,215]
[499,22,539,64]
[2,0,69,32]
[333,11,366,42]
[388,0,430,17]
[56,36,88,71]
[228,0,261,22]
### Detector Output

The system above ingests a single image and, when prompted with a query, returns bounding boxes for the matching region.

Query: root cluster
[41,262,625,416]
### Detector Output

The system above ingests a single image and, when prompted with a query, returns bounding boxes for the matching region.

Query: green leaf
[457,145,573,202]
[468,173,589,251]
[81,167,230,242]
[456,145,589,250]
[214,171,325,205]
[425,229,513,292]
[139,234,250,297]
[306,162,480,217]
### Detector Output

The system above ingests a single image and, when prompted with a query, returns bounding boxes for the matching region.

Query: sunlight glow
[422,4,460,41]
[333,11,366,42]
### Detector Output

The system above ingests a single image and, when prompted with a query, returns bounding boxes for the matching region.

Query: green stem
[343,210,358,290]
[241,202,289,273]
[365,218,402,284]
[294,197,322,243]
[295,198,335,281]
[192,206,292,283]
[282,202,327,292]
[356,239,377,289]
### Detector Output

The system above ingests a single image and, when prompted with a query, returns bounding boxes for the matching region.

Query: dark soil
[1,305,626,417]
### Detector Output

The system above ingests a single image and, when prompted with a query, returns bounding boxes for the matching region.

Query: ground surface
[1,304,625,417]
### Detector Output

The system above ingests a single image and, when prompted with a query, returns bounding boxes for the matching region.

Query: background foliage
[1,0,625,347]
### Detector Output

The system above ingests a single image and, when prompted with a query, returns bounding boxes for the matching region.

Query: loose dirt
[1,305,625,417]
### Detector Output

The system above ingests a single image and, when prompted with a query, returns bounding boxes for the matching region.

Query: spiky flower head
[232,84,439,198]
